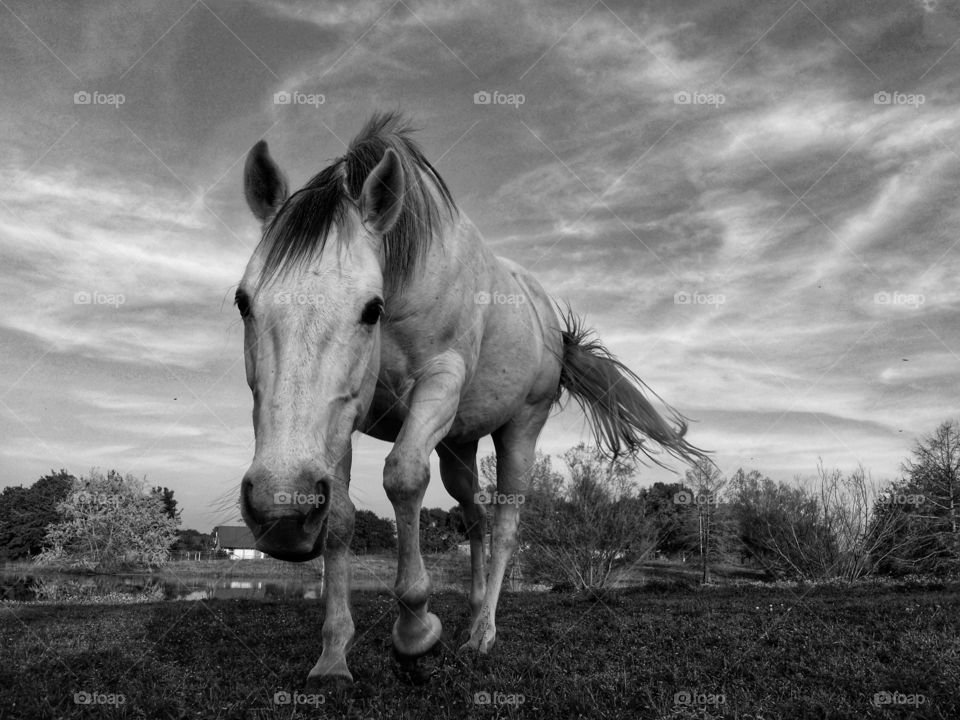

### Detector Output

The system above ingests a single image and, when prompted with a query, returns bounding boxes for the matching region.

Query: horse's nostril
[240,476,259,523]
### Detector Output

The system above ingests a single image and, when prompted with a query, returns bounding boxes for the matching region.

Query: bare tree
[743,462,915,581]
[681,458,732,584]
[521,444,654,592]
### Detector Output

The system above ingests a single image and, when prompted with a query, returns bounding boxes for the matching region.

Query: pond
[0,572,325,603]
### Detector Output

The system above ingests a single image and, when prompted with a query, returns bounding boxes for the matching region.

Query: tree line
[1,419,956,583]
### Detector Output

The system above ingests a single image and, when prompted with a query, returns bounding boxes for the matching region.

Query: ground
[1,579,957,719]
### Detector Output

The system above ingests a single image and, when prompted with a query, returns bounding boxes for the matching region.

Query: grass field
[2,579,957,719]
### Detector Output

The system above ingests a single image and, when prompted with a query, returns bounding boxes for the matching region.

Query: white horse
[236,112,701,686]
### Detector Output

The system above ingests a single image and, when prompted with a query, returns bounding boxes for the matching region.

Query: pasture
[2,578,957,719]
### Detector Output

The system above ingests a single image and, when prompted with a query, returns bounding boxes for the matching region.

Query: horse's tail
[555,306,706,466]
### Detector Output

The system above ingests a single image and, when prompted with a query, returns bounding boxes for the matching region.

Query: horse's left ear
[360,148,404,234]
[244,140,288,223]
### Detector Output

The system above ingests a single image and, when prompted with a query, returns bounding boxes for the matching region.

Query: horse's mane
[255,111,457,291]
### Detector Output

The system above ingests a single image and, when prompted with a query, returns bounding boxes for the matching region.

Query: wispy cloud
[1,0,958,529]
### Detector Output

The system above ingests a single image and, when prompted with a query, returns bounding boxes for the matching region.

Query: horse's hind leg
[437,439,487,624]
[460,401,549,654]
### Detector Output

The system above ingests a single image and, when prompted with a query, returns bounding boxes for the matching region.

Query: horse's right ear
[243,140,288,222]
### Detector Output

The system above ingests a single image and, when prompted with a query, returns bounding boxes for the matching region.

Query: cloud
[2,0,960,531]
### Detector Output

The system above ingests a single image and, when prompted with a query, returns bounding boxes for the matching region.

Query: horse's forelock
[254,111,457,293]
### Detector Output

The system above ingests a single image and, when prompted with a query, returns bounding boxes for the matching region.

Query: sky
[1,0,958,532]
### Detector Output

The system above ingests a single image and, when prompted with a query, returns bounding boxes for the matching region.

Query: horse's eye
[236,292,251,318]
[360,298,383,325]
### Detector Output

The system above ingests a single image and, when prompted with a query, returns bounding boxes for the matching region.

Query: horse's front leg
[384,351,466,663]
[307,453,355,687]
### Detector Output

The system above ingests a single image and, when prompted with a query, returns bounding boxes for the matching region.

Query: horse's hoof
[457,624,496,655]
[304,671,353,693]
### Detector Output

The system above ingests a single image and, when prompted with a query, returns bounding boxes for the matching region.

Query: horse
[235,111,702,686]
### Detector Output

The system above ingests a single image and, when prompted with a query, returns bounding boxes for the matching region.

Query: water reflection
[0,573,325,603]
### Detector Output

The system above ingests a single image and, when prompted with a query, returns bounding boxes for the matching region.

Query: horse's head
[236,140,404,561]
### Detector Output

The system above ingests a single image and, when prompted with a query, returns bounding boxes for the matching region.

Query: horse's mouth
[250,516,327,562]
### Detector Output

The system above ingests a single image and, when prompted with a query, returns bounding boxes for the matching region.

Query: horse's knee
[383,450,429,504]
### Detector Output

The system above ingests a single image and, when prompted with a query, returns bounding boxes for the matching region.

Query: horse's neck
[382,213,498,333]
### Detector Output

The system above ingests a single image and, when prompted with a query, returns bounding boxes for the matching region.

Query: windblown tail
[555,307,706,466]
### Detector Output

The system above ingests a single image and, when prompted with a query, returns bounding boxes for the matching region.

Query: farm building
[213,525,265,560]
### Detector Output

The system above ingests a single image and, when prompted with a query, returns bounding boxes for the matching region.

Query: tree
[151,486,181,523]
[521,443,654,592]
[36,469,179,571]
[419,507,460,553]
[351,510,396,554]
[479,451,564,507]
[171,529,214,555]
[681,458,733,583]
[638,481,697,557]
[897,420,960,572]
[729,462,905,581]
[0,470,74,560]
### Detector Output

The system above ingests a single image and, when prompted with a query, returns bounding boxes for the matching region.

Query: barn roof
[214,525,258,549]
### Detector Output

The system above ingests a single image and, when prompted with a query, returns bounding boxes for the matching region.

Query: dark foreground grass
[1,583,958,720]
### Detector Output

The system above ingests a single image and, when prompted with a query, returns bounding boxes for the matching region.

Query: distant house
[213,526,265,560]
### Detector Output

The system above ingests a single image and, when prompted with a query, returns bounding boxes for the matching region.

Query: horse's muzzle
[240,470,330,562]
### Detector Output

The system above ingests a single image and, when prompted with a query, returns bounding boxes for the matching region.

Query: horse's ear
[243,140,288,222]
[360,148,404,234]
